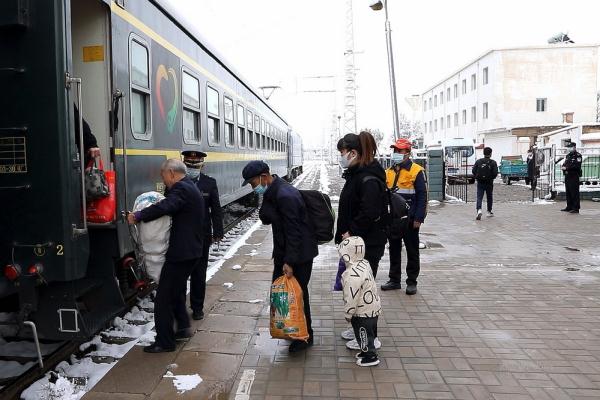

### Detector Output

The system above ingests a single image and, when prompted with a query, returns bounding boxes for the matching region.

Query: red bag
[87,169,116,223]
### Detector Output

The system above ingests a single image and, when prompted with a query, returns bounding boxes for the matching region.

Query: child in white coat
[338,236,382,366]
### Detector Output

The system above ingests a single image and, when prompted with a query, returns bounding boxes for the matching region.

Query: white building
[420,44,600,160]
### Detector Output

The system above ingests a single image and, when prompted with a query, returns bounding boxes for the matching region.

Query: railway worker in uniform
[127,159,205,353]
[241,160,318,352]
[181,150,224,320]
[381,138,427,296]
[561,142,582,214]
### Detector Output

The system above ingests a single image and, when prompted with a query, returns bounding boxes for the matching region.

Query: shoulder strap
[392,171,400,189]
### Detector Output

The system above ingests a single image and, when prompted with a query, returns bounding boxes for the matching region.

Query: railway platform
[84,165,600,400]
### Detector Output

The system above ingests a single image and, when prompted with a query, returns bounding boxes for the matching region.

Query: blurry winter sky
[170,0,600,149]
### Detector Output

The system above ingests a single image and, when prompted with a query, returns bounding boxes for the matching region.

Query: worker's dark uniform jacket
[191,173,224,238]
[563,151,583,178]
[563,149,583,212]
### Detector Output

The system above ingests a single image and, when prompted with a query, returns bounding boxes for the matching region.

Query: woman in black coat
[335,131,387,277]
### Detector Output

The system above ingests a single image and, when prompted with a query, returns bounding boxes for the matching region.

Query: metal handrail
[66,73,87,237]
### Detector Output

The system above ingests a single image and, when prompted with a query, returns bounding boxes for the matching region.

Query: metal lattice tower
[343,0,358,135]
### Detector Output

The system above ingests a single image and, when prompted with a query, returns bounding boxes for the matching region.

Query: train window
[247,110,254,149]
[266,123,271,150]
[182,70,200,143]
[224,96,235,147]
[237,104,245,148]
[206,85,220,145]
[255,115,261,149]
[129,37,151,139]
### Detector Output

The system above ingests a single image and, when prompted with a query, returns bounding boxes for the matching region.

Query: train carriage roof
[150,0,289,127]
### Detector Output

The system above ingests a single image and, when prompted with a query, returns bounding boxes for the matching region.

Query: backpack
[299,190,335,244]
[476,159,493,181]
[363,176,410,240]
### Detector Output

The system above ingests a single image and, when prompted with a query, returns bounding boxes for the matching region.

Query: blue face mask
[391,152,408,165]
[186,168,201,179]
[253,176,268,195]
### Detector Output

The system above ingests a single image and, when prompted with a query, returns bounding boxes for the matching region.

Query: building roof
[422,43,600,95]
[538,123,600,138]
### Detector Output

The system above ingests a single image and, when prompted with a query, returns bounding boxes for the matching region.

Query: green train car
[0,0,302,341]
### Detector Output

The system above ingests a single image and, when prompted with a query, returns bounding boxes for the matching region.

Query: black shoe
[289,337,313,353]
[175,329,194,341]
[405,284,417,295]
[569,209,579,214]
[561,208,572,212]
[192,310,204,320]
[381,281,401,291]
[143,344,175,353]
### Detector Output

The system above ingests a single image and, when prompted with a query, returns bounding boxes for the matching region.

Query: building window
[462,109,467,125]
[447,88,451,102]
[434,120,438,132]
[130,38,151,139]
[429,121,432,132]
[483,102,489,119]
[434,95,437,107]
[224,96,235,147]
[454,112,459,126]
[536,98,547,112]
[206,85,220,145]
[454,83,458,98]
[471,74,476,91]
[261,118,266,148]
[429,98,432,110]
[462,79,466,94]
[247,110,254,149]
[424,124,428,134]
[471,106,477,122]
[483,67,489,85]
[182,70,200,143]
[440,117,444,130]
[237,104,246,148]
[447,115,451,128]
[440,91,444,105]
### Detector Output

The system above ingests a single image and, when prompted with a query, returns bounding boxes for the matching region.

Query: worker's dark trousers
[273,260,314,339]
[364,245,385,278]
[189,235,212,313]
[154,258,198,349]
[388,225,420,286]
[565,174,581,211]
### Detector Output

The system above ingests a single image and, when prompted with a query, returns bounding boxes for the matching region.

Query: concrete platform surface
[84,164,600,400]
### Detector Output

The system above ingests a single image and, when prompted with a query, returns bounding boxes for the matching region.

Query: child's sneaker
[345,337,381,350]
[356,354,380,367]
[341,328,355,340]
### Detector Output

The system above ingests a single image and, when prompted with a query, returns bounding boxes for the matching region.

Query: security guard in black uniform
[182,150,224,320]
[561,142,582,214]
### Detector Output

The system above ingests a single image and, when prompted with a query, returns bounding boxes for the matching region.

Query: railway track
[0,201,258,400]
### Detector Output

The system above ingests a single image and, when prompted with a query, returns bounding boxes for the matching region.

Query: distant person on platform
[127,159,205,353]
[182,150,224,320]
[561,142,582,214]
[74,105,101,161]
[241,160,318,352]
[526,147,538,191]
[472,147,498,220]
[381,138,427,296]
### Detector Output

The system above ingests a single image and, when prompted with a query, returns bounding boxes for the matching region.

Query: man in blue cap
[182,150,224,320]
[242,161,318,352]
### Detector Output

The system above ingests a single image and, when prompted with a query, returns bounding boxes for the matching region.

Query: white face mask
[186,168,201,179]
[339,152,356,168]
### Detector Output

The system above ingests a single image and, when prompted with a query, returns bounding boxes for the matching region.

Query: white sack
[133,191,171,281]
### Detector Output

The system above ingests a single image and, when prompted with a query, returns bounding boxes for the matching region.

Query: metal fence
[533,146,600,201]
[444,150,469,202]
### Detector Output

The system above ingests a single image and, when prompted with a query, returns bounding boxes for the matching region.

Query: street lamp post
[370,0,400,140]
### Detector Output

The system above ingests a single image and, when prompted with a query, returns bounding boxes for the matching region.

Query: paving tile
[184,331,252,354]
[199,314,257,334]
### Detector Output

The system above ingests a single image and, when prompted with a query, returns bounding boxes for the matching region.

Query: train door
[69,0,112,167]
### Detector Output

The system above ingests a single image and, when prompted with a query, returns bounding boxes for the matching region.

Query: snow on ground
[163,371,203,394]
[318,162,330,195]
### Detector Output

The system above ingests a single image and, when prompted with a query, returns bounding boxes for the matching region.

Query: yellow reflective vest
[386,162,424,194]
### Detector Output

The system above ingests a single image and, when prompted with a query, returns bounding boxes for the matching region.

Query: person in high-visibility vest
[381,138,427,295]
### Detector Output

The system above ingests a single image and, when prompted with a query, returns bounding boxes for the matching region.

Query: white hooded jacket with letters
[338,236,382,320]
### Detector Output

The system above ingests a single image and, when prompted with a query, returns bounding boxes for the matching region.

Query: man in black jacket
[182,150,224,320]
[472,147,498,220]
[561,142,583,214]
[242,161,318,353]
[127,159,205,353]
